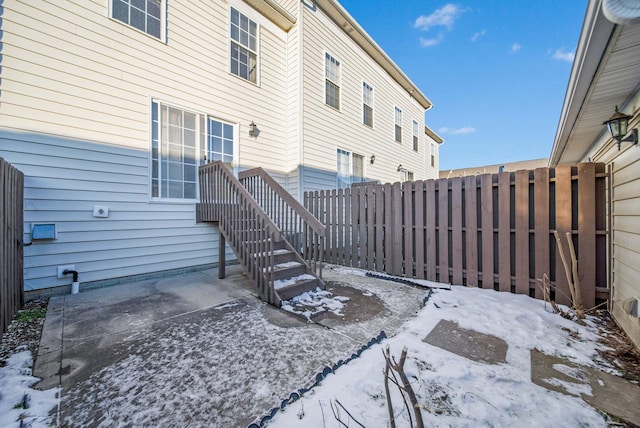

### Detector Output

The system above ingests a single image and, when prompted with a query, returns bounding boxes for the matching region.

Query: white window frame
[229,7,259,84]
[110,0,166,42]
[394,107,403,143]
[325,52,341,110]
[399,168,414,182]
[430,143,436,167]
[336,148,365,189]
[362,81,374,127]
[150,99,238,202]
[412,120,419,152]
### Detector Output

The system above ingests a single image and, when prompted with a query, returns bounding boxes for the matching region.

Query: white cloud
[414,4,464,31]
[471,29,486,42]
[510,42,522,53]
[552,48,575,62]
[439,126,476,135]
[419,34,444,47]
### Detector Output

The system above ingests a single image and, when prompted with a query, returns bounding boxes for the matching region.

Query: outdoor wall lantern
[248,121,258,138]
[397,164,403,171]
[370,154,376,164]
[603,106,638,150]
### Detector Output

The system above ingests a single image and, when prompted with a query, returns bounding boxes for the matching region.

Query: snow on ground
[281,288,351,320]
[0,351,59,427]
[270,284,612,427]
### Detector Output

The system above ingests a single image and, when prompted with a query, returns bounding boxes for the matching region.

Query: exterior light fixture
[603,106,638,150]
[397,164,402,171]
[248,121,258,138]
[370,154,375,164]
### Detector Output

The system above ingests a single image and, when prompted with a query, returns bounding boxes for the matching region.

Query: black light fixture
[603,106,638,150]
[397,164,402,171]
[248,121,258,138]
[370,154,376,164]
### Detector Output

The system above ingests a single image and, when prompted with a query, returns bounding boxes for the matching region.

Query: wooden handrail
[201,163,282,240]
[239,167,326,237]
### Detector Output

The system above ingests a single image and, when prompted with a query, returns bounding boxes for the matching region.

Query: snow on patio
[269,274,616,427]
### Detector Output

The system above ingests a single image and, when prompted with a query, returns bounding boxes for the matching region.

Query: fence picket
[304,163,605,307]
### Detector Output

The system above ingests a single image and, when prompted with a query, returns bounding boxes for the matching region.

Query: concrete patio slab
[33,264,427,427]
[423,319,508,365]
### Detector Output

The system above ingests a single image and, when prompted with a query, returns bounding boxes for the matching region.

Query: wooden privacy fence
[1,157,24,334]
[305,163,608,308]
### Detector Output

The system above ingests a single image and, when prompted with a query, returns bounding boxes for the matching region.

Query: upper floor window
[394,107,402,143]
[112,0,163,39]
[412,120,419,152]
[430,143,436,167]
[362,82,374,127]
[230,8,258,83]
[325,53,341,110]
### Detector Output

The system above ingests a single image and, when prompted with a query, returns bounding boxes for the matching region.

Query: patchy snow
[267,261,302,270]
[274,274,315,290]
[329,265,451,289]
[281,288,351,320]
[269,284,613,427]
[0,351,59,428]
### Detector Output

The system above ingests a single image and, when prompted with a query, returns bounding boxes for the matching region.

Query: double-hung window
[336,149,365,189]
[151,101,236,200]
[325,53,341,109]
[111,0,163,40]
[412,120,419,152]
[399,168,414,182]
[394,107,402,143]
[362,82,374,127]
[430,143,436,167]
[230,8,258,83]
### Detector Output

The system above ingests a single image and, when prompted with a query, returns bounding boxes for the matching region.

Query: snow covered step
[274,274,321,300]
[252,248,296,264]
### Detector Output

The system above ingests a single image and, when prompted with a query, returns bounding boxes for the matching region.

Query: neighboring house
[439,158,548,179]
[0,0,436,294]
[549,0,640,348]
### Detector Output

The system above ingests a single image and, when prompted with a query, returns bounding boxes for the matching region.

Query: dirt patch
[0,299,48,367]
[311,281,388,323]
[591,310,640,383]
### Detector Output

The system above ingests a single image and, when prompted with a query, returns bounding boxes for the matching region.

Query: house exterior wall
[298,3,432,190]
[0,0,291,292]
[0,0,436,293]
[588,107,640,349]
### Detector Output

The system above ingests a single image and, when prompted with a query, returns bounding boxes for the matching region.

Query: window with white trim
[394,107,402,143]
[336,149,365,189]
[325,53,341,109]
[430,143,436,167]
[151,101,236,200]
[230,8,258,83]
[111,0,163,39]
[399,168,414,182]
[412,120,419,152]
[362,82,374,127]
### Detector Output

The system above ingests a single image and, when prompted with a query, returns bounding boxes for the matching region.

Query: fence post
[578,162,597,308]
[464,176,478,286]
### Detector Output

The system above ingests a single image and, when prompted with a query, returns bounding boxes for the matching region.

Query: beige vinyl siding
[0,0,289,291]
[299,4,427,189]
[285,4,302,199]
[1,1,288,170]
[611,150,640,348]
[590,121,640,349]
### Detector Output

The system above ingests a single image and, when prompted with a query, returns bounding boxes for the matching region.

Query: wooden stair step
[265,261,306,280]
[275,276,321,300]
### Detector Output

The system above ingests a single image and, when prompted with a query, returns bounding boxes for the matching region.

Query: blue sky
[338,0,588,170]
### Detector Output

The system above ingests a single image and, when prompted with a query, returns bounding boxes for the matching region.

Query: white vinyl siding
[230,7,258,84]
[111,0,164,40]
[394,107,402,143]
[362,82,373,127]
[325,52,341,110]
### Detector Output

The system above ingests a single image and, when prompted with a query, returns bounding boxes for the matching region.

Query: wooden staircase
[197,162,325,306]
